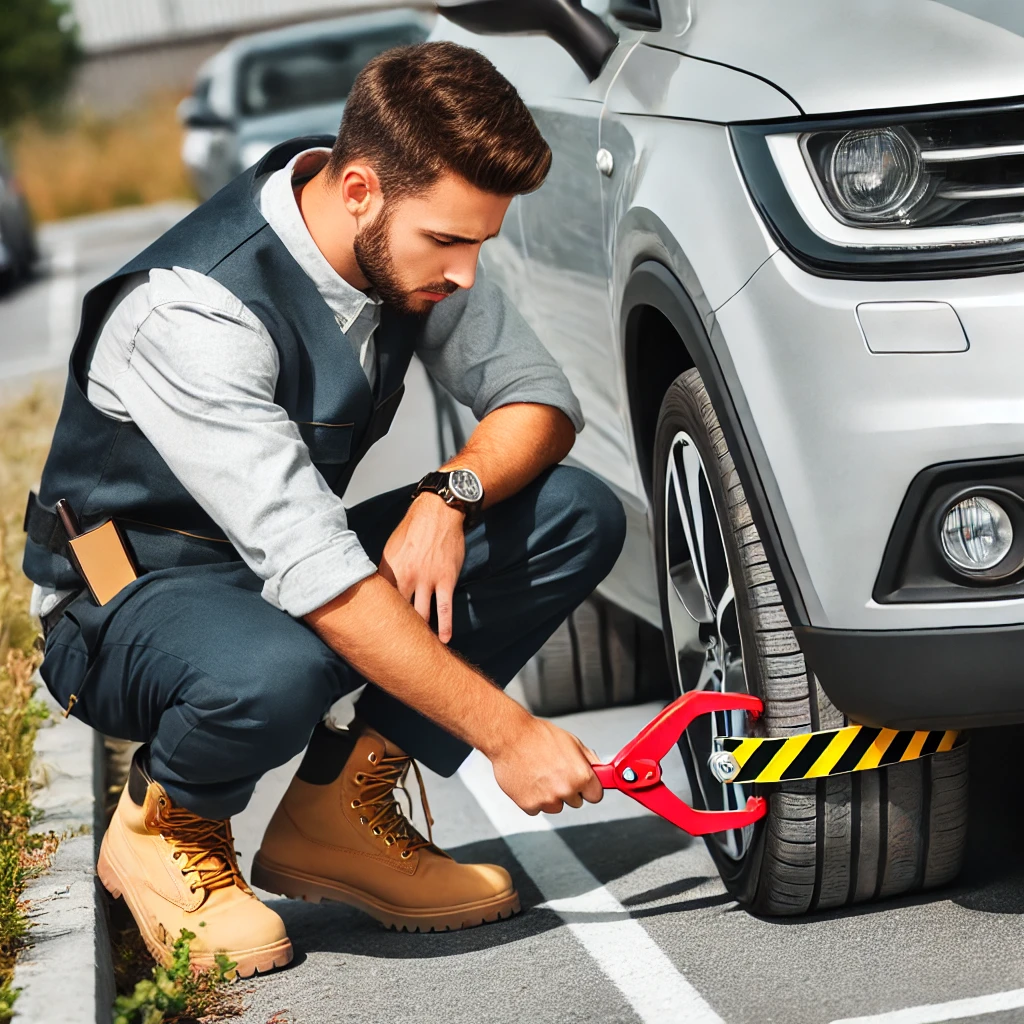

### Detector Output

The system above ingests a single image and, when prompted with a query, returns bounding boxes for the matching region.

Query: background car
[178,9,433,200]
[430,0,1024,917]
[0,141,38,291]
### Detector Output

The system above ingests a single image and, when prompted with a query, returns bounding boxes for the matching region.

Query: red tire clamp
[590,690,767,836]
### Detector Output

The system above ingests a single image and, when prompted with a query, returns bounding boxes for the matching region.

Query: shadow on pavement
[953,723,1024,915]
[263,836,561,961]
[264,817,695,960]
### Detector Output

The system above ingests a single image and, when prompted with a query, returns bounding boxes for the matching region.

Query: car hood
[665,0,1024,115]
[238,101,346,146]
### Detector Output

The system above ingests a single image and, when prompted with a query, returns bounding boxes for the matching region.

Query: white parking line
[48,243,78,359]
[458,750,725,1024]
[830,988,1024,1024]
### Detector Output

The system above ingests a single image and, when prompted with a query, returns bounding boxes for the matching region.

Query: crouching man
[23,41,624,974]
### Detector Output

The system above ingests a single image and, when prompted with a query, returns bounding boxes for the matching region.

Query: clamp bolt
[621,766,638,783]
[708,751,740,784]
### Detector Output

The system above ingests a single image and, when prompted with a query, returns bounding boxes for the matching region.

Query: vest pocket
[297,421,355,465]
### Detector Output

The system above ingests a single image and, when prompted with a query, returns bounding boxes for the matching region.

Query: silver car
[430,0,1024,916]
[179,10,432,200]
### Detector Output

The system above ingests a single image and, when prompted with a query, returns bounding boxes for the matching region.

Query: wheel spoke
[695,649,721,692]
[662,430,754,864]
[666,451,713,625]
[715,581,735,642]
[678,441,717,617]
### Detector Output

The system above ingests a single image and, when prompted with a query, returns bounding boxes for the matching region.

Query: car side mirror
[177,96,232,130]
[436,0,618,81]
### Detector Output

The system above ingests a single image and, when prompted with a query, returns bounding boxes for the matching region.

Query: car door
[432,5,641,487]
[513,6,643,500]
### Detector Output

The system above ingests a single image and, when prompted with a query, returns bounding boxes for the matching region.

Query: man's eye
[431,236,457,247]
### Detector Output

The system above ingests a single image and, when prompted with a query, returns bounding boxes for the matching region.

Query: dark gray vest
[24,137,417,590]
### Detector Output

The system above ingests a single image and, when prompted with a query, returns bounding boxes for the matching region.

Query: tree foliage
[0,0,79,129]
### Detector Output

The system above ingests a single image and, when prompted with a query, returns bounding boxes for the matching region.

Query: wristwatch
[414,468,485,526]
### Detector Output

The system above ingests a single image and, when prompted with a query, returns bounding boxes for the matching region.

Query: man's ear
[338,162,382,217]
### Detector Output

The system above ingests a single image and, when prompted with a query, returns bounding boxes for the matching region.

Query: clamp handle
[591,690,768,837]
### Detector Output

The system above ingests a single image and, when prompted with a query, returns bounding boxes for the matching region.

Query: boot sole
[97,837,294,978]
[250,851,521,933]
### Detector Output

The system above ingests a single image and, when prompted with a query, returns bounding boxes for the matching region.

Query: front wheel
[653,368,968,915]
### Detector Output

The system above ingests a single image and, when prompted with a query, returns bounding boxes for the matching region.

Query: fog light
[940,496,1014,573]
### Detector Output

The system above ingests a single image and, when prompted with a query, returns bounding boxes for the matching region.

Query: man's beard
[353,208,458,316]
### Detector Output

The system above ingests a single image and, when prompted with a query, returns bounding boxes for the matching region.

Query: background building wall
[67,0,428,111]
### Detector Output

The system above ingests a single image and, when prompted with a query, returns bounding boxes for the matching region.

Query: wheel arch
[621,259,809,628]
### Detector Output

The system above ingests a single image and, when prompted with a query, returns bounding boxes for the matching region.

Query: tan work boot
[97,751,293,977]
[252,723,520,932]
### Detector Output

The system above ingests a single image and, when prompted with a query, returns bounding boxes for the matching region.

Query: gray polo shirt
[31,149,583,619]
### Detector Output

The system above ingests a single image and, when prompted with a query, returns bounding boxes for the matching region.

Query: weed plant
[112,928,240,1024]
[10,92,197,222]
[0,387,60,1019]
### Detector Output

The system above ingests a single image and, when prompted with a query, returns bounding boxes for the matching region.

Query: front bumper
[715,250,1024,633]
[797,621,1024,730]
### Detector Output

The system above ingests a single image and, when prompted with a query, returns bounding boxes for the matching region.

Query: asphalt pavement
[4,205,1024,1024]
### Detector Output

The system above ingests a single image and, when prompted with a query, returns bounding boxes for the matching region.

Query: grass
[0,388,243,1023]
[10,92,197,223]
[0,386,62,1019]
[112,929,241,1024]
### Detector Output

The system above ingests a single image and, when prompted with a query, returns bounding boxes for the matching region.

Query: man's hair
[325,40,551,200]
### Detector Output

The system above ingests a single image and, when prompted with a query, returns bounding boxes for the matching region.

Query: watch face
[449,468,483,503]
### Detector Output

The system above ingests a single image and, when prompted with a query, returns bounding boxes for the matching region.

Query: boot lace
[153,797,249,894]
[353,753,436,858]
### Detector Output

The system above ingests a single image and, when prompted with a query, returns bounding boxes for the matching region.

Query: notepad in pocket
[67,520,138,605]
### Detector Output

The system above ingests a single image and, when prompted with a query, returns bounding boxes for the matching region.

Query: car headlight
[732,100,1024,278]
[824,128,927,223]
[238,140,275,170]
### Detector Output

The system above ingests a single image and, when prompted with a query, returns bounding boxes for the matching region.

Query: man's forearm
[305,572,530,756]
[440,402,575,507]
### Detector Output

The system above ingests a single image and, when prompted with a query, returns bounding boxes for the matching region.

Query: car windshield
[237,25,427,117]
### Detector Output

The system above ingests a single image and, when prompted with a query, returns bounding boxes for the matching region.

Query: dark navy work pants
[40,466,626,819]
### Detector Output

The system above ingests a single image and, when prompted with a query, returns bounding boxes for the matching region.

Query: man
[24,41,624,975]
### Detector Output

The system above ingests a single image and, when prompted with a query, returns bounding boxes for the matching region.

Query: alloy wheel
[662,430,754,861]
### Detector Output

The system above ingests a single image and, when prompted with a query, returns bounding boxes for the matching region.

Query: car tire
[519,595,671,718]
[653,368,969,915]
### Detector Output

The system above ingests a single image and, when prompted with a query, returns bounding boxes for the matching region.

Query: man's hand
[486,717,604,814]
[380,492,465,643]
[307,575,602,816]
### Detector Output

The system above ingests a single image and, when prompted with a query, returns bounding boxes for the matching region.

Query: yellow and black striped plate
[717,726,960,785]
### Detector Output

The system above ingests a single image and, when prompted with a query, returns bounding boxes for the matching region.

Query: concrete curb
[12,685,114,1024]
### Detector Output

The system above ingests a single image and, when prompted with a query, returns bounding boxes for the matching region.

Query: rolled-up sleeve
[416,272,585,431]
[110,268,378,617]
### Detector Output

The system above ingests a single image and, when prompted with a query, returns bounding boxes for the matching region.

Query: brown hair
[326,40,551,200]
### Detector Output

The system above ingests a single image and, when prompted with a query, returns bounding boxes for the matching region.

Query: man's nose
[444,248,480,291]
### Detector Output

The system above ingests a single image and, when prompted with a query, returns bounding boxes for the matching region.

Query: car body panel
[606,43,799,124]
[644,0,1024,116]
